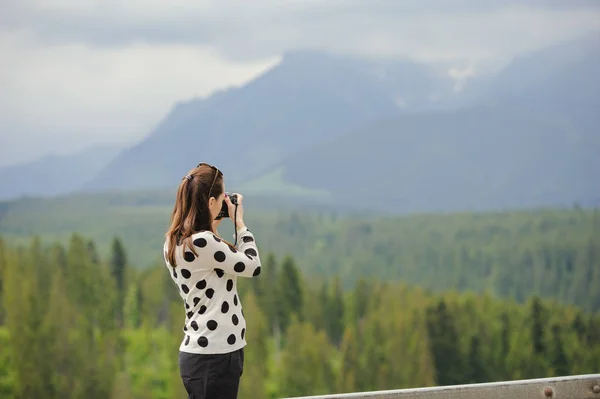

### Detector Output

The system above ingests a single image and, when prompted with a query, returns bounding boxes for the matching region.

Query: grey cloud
[1,0,599,166]
[2,0,599,64]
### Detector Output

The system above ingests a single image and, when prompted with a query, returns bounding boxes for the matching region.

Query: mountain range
[83,51,460,192]
[2,32,598,212]
[0,144,121,200]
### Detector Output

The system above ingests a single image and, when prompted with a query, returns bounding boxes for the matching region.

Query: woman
[163,162,262,399]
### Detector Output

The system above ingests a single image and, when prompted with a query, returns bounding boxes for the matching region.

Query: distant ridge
[0,143,122,200]
[1,33,598,213]
[82,50,456,192]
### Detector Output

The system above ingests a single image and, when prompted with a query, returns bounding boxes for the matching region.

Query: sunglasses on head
[197,162,223,198]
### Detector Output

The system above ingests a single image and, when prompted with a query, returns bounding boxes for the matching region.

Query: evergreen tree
[0,238,5,325]
[499,311,511,378]
[111,237,128,327]
[278,255,303,332]
[238,292,269,399]
[304,280,327,332]
[353,277,370,323]
[359,317,387,390]
[466,335,488,383]
[325,276,345,346]
[139,266,170,328]
[550,324,569,376]
[4,241,48,398]
[50,242,68,273]
[426,299,466,385]
[261,252,279,334]
[0,327,15,397]
[124,282,143,329]
[337,327,359,393]
[587,314,600,346]
[42,266,78,398]
[405,311,436,388]
[56,235,118,397]
[571,311,587,342]
[277,318,335,398]
[530,296,546,356]
[87,239,100,266]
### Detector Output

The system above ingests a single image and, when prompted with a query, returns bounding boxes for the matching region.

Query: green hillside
[268,106,600,213]
[1,236,599,398]
[1,192,599,312]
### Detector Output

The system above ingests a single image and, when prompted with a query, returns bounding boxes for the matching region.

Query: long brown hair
[165,163,224,267]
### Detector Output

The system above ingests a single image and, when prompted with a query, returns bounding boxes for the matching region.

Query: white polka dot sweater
[164,226,262,354]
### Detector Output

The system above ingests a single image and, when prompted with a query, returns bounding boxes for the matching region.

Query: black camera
[216,193,238,220]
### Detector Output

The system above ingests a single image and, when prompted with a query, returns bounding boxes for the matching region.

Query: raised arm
[191,229,261,278]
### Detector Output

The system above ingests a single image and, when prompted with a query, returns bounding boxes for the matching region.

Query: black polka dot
[181,269,191,279]
[184,252,195,262]
[241,329,246,340]
[187,311,193,319]
[253,267,262,277]
[181,284,189,294]
[214,251,226,262]
[213,235,221,242]
[221,301,229,314]
[229,246,238,253]
[234,262,245,273]
[226,279,234,292]
[206,288,215,299]
[207,320,218,330]
[198,336,209,347]
[234,295,238,306]
[232,314,239,325]
[242,308,244,317]
[245,248,257,257]
[242,236,254,243]
[193,297,200,306]
[227,334,236,345]
[193,238,207,247]
[199,305,207,315]
[184,325,188,332]
[184,335,190,345]
[185,302,190,309]
[172,268,177,278]
[196,280,206,290]
[191,321,199,331]
[215,268,224,278]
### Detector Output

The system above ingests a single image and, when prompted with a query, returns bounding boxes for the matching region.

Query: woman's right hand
[225,193,245,230]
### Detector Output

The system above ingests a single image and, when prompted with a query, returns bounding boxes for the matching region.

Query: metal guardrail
[282,374,600,399]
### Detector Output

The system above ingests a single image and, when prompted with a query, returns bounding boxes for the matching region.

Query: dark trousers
[179,348,244,399]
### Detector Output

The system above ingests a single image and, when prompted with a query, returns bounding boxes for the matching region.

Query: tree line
[2,200,598,312]
[0,233,599,399]
[247,208,600,313]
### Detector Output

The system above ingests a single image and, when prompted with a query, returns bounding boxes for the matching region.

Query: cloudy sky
[1,0,599,167]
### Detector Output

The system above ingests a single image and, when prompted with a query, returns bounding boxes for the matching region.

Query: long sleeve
[190,228,261,278]
[166,227,260,354]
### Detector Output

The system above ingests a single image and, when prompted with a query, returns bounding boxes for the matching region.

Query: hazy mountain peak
[5,33,596,210]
